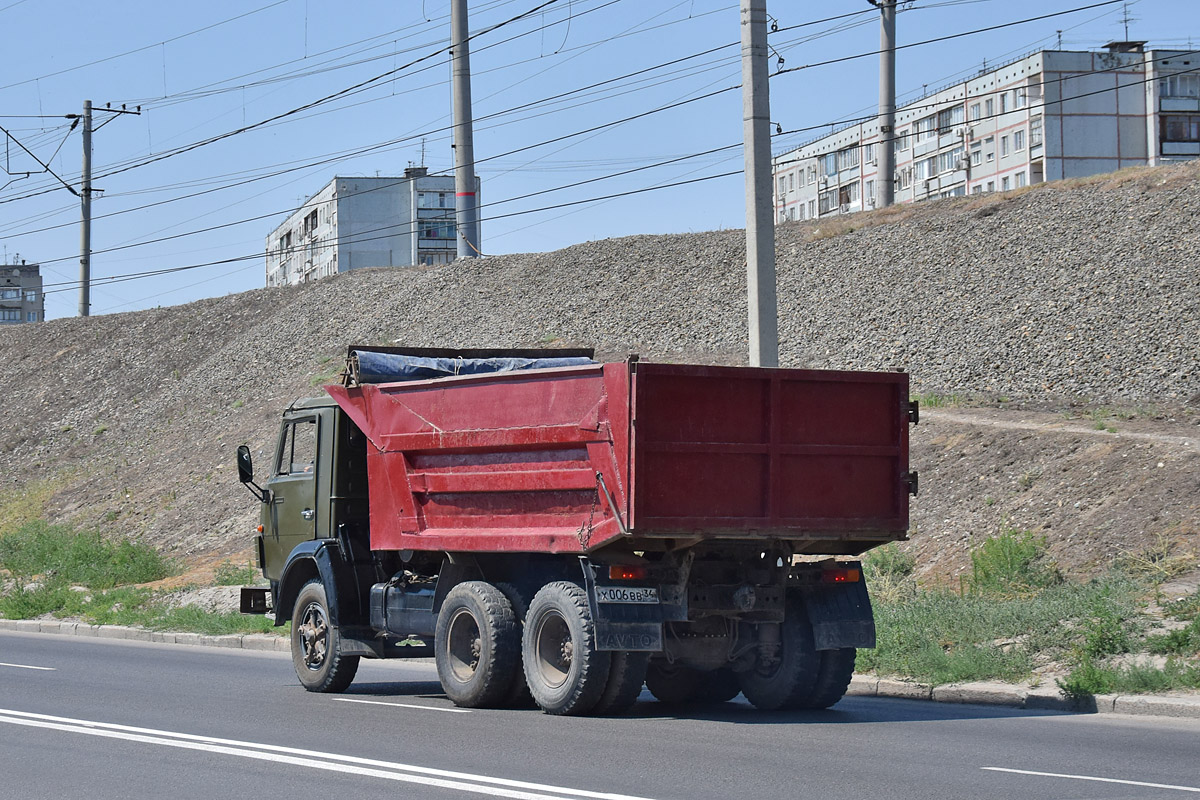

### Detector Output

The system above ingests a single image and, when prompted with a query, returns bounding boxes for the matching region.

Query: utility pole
[79,100,92,317]
[740,0,778,368]
[870,0,897,209]
[450,0,481,259]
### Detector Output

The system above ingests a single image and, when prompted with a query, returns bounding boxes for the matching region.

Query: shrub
[964,528,1061,597]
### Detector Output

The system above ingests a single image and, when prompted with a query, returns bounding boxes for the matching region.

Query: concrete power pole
[450,0,481,259]
[79,99,92,317]
[872,0,897,209]
[740,0,778,368]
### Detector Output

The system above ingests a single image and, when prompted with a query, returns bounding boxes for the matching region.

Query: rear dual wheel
[434,581,521,708]
[522,581,613,716]
[738,600,855,711]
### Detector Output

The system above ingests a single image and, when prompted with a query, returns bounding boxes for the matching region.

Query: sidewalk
[4,618,1199,719]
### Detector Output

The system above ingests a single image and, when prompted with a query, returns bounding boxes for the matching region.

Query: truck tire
[291,579,360,693]
[435,581,521,709]
[738,601,820,711]
[522,581,612,716]
[495,582,535,708]
[645,662,705,706]
[798,648,856,709]
[592,651,649,716]
[704,668,742,704]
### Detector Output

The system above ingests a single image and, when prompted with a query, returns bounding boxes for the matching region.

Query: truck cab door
[263,415,320,581]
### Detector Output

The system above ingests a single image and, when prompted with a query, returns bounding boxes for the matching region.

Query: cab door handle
[301,509,315,521]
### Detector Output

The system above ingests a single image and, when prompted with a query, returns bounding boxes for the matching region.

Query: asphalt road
[1,631,1197,800]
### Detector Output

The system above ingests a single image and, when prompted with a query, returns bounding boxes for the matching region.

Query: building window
[985,98,995,117]
[838,182,859,206]
[1002,176,1011,191]
[1014,129,1026,151]
[788,173,795,191]
[1162,114,1200,142]
[821,152,838,176]
[1030,116,1043,147]
[0,309,18,321]
[278,231,292,254]
[987,181,995,192]
[915,115,936,142]
[970,103,982,121]
[972,185,982,195]
[26,312,37,322]
[25,290,37,302]
[1001,136,1011,157]
[937,105,964,134]
[1161,74,1200,98]
[896,130,910,151]
[818,190,837,215]
[807,166,817,185]
[837,147,859,171]
[778,177,786,196]
[866,179,874,201]
[1015,87,1027,109]
[1016,171,1027,188]
[970,142,983,165]
[0,288,18,300]
[864,143,875,163]
[1000,92,1009,113]
[808,199,816,217]
[937,146,965,174]
[985,136,995,161]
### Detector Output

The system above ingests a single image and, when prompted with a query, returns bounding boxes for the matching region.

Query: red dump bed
[325,362,911,556]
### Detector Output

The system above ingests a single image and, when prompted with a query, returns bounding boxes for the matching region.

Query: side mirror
[237,445,254,484]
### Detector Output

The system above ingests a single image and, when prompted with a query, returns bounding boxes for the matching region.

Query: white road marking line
[0,708,655,800]
[334,697,472,713]
[0,662,55,671]
[983,767,1200,794]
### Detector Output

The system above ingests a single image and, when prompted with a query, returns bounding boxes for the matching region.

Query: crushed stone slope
[0,162,1197,570]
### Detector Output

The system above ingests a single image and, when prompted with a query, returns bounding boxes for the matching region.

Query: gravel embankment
[0,161,1196,558]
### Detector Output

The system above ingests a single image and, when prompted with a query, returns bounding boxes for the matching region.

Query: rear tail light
[822,567,861,583]
[609,565,649,581]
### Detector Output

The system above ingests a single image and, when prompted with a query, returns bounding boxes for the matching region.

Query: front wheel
[522,582,611,716]
[291,579,359,693]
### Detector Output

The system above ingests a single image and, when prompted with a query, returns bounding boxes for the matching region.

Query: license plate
[595,586,659,604]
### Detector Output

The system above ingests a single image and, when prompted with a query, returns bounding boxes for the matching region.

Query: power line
[774,0,1126,76]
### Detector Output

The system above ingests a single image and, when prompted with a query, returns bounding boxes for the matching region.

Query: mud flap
[581,560,664,652]
[798,579,876,650]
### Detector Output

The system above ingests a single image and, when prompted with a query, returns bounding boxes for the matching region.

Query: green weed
[213,560,258,587]
[0,520,174,589]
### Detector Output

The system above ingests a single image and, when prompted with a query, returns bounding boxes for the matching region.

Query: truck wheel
[798,648,856,709]
[704,668,742,704]
[592,651,649,716]
[522,581,611,716]
[645,662,705,706]
[291,579,360,693]
[435,581,521,709]
[495,582,535,708]
[738,604,820,711]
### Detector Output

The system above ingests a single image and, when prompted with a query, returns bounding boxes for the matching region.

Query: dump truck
[238,346,917,715]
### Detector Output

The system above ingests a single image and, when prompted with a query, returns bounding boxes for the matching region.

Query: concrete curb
[848,674,1200,719]
[4,619,1198,719]
[0,618,291,653]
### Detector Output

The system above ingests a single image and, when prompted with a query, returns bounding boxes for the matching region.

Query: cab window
[276,418,317,476]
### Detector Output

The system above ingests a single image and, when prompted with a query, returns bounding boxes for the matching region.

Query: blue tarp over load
[351,350,596,384]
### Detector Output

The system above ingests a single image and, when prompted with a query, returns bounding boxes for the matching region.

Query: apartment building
[265,167,481,287]
[773,43,1199,222]
[0,261,44,325]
